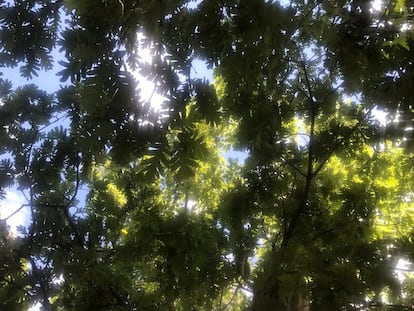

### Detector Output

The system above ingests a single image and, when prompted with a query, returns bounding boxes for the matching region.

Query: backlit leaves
[2,0,414,310]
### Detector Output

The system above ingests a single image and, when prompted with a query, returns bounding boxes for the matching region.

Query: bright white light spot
[241,286,253,299]
[1,190,29,234]
[29,302,42,311]
[186,199,197,212]
[371,0,383,12]
[225,253,234,263]
[130,32,165,112]
[402,192,414,203]
[278,0,291,8]
[185,0,199,9]
[295,118,309,147]
[52,274,64,285]
[371,107,388,127]
[401,23,412,32]
[381,292,388,303]
[396,258,411,282]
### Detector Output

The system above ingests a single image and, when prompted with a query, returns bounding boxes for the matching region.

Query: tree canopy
[1,0,414,310]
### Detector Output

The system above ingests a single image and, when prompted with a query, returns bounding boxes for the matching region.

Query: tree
[1,0,414,309]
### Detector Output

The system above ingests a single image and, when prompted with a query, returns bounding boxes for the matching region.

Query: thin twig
[0,204,28,221]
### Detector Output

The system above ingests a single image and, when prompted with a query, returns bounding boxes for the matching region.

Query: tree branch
[312,105,375,177]
[280,155,307,178]
[282,62,316,247]
[0,204,28,222]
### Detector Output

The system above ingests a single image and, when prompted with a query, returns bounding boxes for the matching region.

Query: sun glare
[129,32,165,112]
[371,0,383,12]
[371,107,388,127]
[1,190,29,234]
[28,302,42,311]
[396,258,412,282]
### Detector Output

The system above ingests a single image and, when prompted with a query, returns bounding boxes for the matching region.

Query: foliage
[1,0,414,310]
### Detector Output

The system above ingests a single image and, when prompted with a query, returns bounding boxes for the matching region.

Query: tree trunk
[285,291,310,311]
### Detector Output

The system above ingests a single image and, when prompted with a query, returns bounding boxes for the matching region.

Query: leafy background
[2,0,414,310]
